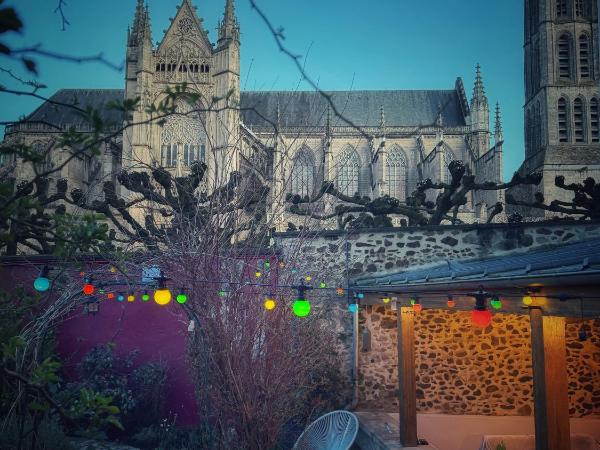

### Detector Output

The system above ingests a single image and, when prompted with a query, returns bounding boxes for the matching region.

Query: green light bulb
[490,297,502,310]
[319,281,327,289]
[176,293,187,304]
[293,298,311,317]
[142,293,150,301]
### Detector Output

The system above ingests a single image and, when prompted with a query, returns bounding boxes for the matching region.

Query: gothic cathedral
[2,0,508,228]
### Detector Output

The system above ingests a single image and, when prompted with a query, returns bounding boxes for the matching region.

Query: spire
[326,105,331,136]
[218,0,240,45]
[129,0,147,46]
[379,105,386,130]
[140,3,152,44]
[472,63,487,103]
[494,102,503,143]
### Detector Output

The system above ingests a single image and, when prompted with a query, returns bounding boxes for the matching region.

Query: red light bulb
[471,309,492,328]
[412,303,423,313]
[83,284,94,295]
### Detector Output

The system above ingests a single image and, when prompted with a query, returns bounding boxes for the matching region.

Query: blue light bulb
[34,277,50,292]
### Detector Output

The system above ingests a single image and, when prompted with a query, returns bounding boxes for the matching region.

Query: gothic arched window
[290,148,315,198]
[441,149,456,184]
[558,34,572,79]
[385,147,408,201]
[160,100,207,168]
[573,97,586,142]
[590,98,599,142]
[336,147,361,197]
[579,34,591,79]
[558,97,569,142]
[575,0,588,17]
[556,0,568,17]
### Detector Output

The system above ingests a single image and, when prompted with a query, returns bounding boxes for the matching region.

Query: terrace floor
[353,411,600,450]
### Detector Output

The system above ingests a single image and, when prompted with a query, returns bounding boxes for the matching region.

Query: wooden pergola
[353,239,600,450]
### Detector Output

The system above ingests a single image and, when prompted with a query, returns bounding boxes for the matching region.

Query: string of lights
[32,264,597,336]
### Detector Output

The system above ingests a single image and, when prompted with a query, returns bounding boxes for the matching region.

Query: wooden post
[529,307,571,450]
[397,306,418,447]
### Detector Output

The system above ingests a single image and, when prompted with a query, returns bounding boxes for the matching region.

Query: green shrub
[67,344,167,436]
[0,415,75,450]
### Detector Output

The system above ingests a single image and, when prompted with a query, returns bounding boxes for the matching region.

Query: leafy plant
[68,388,123,439]
[0,288,125,447]
[67,344,167,436]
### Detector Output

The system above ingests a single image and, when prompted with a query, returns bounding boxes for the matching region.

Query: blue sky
[1,0,524,179]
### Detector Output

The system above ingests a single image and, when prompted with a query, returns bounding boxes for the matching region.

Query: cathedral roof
[240,90,467,129]
[19,89,125,131]
[8,88,467,134]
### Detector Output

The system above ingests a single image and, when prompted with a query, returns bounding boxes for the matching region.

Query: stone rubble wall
[275,221,600,417]
[360,307,600,417]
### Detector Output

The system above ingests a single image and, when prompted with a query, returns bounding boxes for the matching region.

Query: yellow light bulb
[127,295,135,302]
[382,297,391,304]
[522,295,533,306]
[264,298,276,311]
[305,275,312,282]
[255,271,262,278]
[154,289,172,306]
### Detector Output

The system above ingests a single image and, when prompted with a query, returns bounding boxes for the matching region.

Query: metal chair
[293,410,359,450]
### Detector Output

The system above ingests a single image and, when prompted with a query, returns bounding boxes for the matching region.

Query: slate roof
[353,238,600,289]
[239,90,467,128]
[24,89,125,128]
[12,88,467,131]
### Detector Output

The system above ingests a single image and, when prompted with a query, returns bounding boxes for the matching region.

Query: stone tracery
[160,100,207,167]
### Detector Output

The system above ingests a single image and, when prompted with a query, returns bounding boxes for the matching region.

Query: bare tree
[506,175,600,220]
[288,160,544,228]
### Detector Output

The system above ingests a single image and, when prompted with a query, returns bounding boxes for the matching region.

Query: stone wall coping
[273,219,600,239]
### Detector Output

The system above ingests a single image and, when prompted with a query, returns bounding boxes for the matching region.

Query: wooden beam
[529,307,571,450]
[397,306,418,447]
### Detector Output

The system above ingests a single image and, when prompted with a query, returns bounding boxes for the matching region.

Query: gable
[156,0,213,57]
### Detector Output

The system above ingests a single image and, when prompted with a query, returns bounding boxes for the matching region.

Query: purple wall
[57,298,198,426]
[0,262,199,426]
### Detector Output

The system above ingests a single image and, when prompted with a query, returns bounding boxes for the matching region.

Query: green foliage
[68,388,123,439]
[496,442,507,450]
[0,288,124,446]
[0,415,75,450]
[68,344,168,435]
[53,212,111,256]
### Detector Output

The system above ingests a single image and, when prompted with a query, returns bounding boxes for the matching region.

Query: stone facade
[359,307,600,417]
[1,0,504,230]
[510,0,600,217]
[275,220,600,417]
